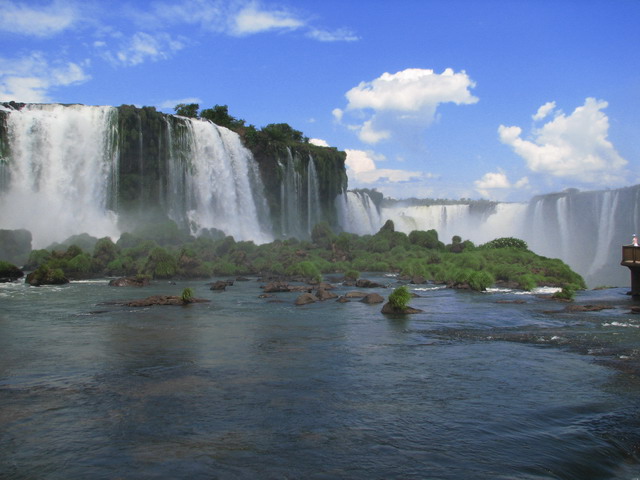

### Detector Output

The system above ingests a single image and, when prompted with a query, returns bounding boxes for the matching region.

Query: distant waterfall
[0,104,273,247]
[338,186,640,287]
[278,149,321,239]
[0,104,120,248]
[336,191,382,235]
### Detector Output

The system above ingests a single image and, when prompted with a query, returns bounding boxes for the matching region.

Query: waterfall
[307,157,321,235]
[336,190,382,235]
[338,186,640,287]
[182,119,273,244]
[277,149,321,239]
[0,104,120,248]
[0,104,273,247]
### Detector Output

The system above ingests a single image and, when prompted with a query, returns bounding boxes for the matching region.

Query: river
[1,277,639,479]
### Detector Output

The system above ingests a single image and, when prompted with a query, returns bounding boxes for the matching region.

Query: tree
[261,123,305,143]
[174,103,199,118]
[200,105,245,130]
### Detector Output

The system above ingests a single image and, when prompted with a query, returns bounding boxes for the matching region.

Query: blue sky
[1,0,639,201]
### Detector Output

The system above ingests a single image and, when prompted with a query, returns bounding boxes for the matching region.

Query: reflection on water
[1,278,639,479]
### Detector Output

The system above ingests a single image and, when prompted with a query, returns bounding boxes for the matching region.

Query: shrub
[344,269,360,281]
[482,237,529,250]
[181,287,194,303]
[553,285,576,301]
[468,271,495,291]
[388,285,411,310]
[144,247,177,279]
[516,274,537,291]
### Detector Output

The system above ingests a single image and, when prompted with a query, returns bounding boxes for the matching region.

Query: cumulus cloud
[474,170,529,199]
[0,0,78,37]
[345,149,427,184]
[532,101,556,121]
[336,68,478,144]
[499,98,627,186]
[0,52,90,102]
[309,138,330,147]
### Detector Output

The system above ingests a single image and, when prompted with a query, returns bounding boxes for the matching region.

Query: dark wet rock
[345,291,367,298]
[259,293,274,299]
[262,281,312,293]
[564,304,614,312]
[336,296,350,303]
[109,276,150,287]
[315,288,338,301]
[0,261,24,282]
[235,276,251,282]
[381,302,423,314]
[295,293,318,305]
[262,281,292,293]
[124,295,209,307]
[355,278,384,288]
[210,280,232,291]
[631,306,640,315]
[361,293,384,304]
[410,275,426,285]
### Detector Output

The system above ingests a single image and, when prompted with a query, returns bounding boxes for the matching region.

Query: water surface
[1,278,639,479]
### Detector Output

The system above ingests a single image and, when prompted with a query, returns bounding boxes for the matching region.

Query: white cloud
[0,0,78,37]
[499,98,627,186]
[158,97,203,111]
[309,138,330,147]
[345,148,427,185]
[532,101,556,121]
[104,32,186,67]
[337,68,478,145]
[230,2,304,36]
[474,170,529,199]
[0,52,90,102]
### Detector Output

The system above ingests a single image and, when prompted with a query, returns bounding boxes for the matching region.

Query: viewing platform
[621,245,640,297]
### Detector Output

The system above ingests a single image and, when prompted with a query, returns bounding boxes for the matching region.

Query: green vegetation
[181,287,194,303]
[10,220,586,293]
[388,285,411,310]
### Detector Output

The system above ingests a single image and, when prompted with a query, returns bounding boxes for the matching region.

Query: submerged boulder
[124,295,209,307]
[380,302,423,315]
[361,293,384,304]
[109,276,150,287]
[295,293,318,305]
[356,278,384,288]
[315,288,338,301]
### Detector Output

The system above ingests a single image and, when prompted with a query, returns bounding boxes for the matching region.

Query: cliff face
[248,140,347,238]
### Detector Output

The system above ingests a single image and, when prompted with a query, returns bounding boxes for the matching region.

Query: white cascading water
[307,157,321,235]
[183,119,273,244]
[277,150,322,239]
[337,187,640,287]
[0,104,274,247]
[335,191,382,236]
[0,104,120,248]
